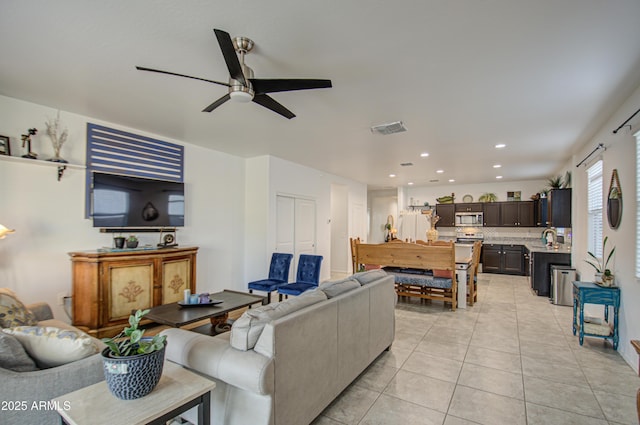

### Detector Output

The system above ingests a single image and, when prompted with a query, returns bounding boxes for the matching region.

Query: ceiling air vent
[370,121,407,135]
[400,162,413,167]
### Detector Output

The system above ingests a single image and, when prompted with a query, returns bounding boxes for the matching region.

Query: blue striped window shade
[85,123,184,218]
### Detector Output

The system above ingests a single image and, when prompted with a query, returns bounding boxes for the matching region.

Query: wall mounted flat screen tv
[92,172,184,228]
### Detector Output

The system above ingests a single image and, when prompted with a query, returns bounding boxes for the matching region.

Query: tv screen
[92,173,184,228]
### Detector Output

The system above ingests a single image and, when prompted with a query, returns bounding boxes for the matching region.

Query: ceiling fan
[136,29,332,119]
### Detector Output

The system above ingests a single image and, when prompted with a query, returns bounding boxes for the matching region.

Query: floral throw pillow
[0,288,38,328]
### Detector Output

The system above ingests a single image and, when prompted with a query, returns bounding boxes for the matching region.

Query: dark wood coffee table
[145,290,266,336]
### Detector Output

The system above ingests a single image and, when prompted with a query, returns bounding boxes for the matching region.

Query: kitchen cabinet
[435,204,455,227]
[69,246,198,337]
[483,203,501,226]
[549,188,571,228]
[455,203,483,212]
[530,251,570,296]
[536,198,549,227]
[500,201,535,227]
[482,244,526,275]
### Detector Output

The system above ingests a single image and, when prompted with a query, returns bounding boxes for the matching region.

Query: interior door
[295,198,316,258]
[275,195,295,255]
[330,184,349,274]
[276,195,317,280]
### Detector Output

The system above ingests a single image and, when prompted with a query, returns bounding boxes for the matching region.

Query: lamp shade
[0,224,15,239]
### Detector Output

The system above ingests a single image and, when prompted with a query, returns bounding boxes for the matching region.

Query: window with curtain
[587,159,603,258]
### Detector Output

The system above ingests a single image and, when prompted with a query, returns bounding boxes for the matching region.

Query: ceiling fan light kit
[137,29,332,119]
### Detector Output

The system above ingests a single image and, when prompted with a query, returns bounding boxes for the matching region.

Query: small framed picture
[0,136,10,156]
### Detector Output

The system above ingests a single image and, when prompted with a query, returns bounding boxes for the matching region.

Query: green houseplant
[585,236,616,286]
[101,309,167,399]
[126,234,139,249]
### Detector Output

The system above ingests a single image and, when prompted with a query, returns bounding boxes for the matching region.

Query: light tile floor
[312,273,640,425]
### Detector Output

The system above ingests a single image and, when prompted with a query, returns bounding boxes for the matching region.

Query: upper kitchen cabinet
[455,203,483,212]
[536,197,549,227]
[501,201,535,227]
[483,203,501,226]
[435,204,455,227]
[549,188,571,228]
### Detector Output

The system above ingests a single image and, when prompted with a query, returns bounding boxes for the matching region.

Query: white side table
[53,361,215,425]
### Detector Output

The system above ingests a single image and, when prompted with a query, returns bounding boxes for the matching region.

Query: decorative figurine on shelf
[20,128,38,159]
[45,111,68,163]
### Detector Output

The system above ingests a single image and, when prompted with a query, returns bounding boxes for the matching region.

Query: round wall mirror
[607,169,622,229]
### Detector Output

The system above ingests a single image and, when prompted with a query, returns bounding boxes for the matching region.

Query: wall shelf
[0,155,85,180]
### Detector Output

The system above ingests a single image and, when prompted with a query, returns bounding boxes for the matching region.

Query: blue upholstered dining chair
[248,253,293,303]
[277,254,323,298]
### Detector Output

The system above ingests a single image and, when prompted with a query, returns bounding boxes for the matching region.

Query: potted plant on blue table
[585,236,616,286]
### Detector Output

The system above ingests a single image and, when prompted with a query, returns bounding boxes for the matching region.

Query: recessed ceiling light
[495,143,506,149]
[420,152,429,157]
[496,175,503,179]
[408,182,414,185]
[436,169,444,174]
[493,164,502,168]
[389,174,396,178]
[448,179,455,183]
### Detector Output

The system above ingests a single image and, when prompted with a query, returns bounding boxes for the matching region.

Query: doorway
[275,195,317,280]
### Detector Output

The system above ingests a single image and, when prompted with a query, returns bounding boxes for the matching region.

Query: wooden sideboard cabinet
[68,246,198,338]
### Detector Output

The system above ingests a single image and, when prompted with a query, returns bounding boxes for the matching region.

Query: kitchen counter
[483,237,571,254]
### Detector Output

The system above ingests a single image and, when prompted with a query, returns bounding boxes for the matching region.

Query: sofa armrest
[0,353,104,424]
[161,328,274,395]
[26,302,54,321]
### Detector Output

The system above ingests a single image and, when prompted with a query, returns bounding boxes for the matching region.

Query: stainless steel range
[456,227,484,244]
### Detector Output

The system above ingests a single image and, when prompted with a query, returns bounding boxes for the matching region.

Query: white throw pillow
[231,289,327,351]
[319,278,361,298]
[2,326,99,368]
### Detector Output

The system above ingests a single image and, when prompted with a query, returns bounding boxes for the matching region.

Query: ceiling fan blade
[252,94,295,119]
[202,93,231,112]
[250,79,332,95]
[135,66,230,87]
[214,29,246,86]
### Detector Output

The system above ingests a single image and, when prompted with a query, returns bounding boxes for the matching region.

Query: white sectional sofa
[161,269,396,425]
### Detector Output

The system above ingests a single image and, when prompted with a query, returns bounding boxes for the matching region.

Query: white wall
[243,156,367,283]
[570,82,640,370]
[0,95,246,321]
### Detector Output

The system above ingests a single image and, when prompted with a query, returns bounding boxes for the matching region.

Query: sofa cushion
[231,289,327,351]
[0,332,38,372]
[319,278,360,298]
[3,326,99,368]
[0,288,38,328]
[352,269,388,285]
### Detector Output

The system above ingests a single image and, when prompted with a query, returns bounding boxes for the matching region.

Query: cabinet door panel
[483,203,501,226]
[435,204,455,227]
[162,259,191,304]
[482,245,501,273]
[503,247,524,274]
[500,203,519,226]
[518,202,535,227]
[107,263,154,322]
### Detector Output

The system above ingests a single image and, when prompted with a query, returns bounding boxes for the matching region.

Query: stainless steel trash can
[550,265,576,306]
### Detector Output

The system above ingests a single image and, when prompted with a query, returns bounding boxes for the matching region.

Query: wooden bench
[352,240,457,310]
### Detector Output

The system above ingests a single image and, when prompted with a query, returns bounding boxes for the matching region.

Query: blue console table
[572,281,620,349]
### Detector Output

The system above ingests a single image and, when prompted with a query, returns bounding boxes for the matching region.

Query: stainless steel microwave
[455,212,484,226]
